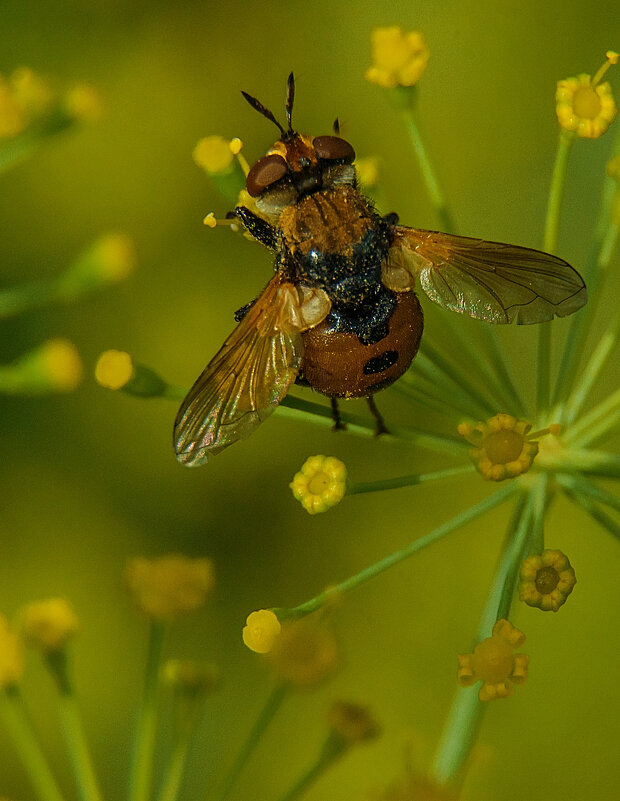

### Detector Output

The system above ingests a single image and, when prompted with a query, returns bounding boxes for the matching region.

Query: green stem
[274,743,338,801]
[45,650,104,801]
[213,682,288,801]
[431,490,533,787]
[276,394,466,456]
[564,387,620,447]
[0,686,67,801]
[348,464,474,495]
[541,448,620,478]
[156,724,194,801]
[400,105,456,233]
[281,483,516,620]
[555,473,620,513]
[419,341,497,417]
[538,129,575,417]
[562,307,620,426]
[560,484,620,542]
[128,621,168,801]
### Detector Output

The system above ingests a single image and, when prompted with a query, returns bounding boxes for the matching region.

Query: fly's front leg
[235,206,278,250]
[330,397,347,432]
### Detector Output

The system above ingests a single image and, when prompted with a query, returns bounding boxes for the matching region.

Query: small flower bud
[20,598,79,652]
[242,610,281,654]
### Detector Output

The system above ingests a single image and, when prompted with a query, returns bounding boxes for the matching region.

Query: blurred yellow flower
[365,27,430,89]
[27,338,83,393]
[0,615,24,688]
[556,51,618,139]
[355,156,380,191]
[267,617,340,686]
[95,349,134,390]
[242,609,281,654]
[457,619,528,701]
[519,549,576,612]
[125,555,214,621]
[63,83,102,122]
[458,415,560,481]
[328,701,380,746]
[20,598,79,652]
[193,135,236,174]
[290,455,347,514]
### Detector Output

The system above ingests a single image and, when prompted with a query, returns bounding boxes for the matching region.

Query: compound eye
[246,154,288,197]
[312,135,355,163]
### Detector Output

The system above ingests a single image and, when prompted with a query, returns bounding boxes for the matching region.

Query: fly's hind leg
[366,395,390,436]
[330,397,347,432]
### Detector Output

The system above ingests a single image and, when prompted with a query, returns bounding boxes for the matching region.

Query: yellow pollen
[573,86,602,119]
[484,429,524,464]
[535,566,560,595]
[308,471,330,495]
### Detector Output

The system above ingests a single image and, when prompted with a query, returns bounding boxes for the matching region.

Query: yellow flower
[556,51,618,139]
[457,619,529,701]
[242,609,281,654]
[365,27,430,89]
[20,598,79,652]
[62,83,102,122]
[328,701,380,746]
[0,615,24,688]
[95,350,134,390]
[125,555,214,621]
[266,617,340,686]
[355,156,380,191]
[519,549,577,612]
[193,135,237,174]
[458,415,560,481]
[290,455,347,514]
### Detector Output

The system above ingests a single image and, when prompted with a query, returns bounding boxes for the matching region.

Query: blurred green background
[1,1,619,800]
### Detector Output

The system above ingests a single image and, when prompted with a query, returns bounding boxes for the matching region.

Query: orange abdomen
[300,290,424,398]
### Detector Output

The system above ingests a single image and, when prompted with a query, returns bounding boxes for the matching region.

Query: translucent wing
[390,227,587,324]
[174,273,304,467]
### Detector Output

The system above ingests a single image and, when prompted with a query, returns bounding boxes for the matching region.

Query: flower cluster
[457,619,529,701]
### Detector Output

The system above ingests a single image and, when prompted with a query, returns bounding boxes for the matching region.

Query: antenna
[241,90,286,137]
[285,71,295,133]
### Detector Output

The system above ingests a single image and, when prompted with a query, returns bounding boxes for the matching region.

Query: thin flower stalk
[396,368,492,420]
[552,162,619,412]
[540,447,620,479]
[0,686,68,801]
[407,352,493,418]
[560,482,620,542]
[556,472,620,513]
[157,705,205,801]
[128,621,169,801]
[431,491,534,787]
[418,340,498,417]
[538,128,575,416]
[276,394,466,456]
[564,387,620,448]
[347,464,474,495]
[213,682,288,801]
[562,306,620,425]
[399,104,456,234]
[46,651,104,801]
[279,482,517,621]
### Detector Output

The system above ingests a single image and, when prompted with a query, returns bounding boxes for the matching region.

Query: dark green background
[1,2,619,800]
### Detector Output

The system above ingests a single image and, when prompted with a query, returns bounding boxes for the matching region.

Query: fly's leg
[330,397,347,432]
[366,395,389,436]
[234,299,256,322]
[235,206,278,250]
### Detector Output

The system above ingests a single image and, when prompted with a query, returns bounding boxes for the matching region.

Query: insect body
[174,74,586,467]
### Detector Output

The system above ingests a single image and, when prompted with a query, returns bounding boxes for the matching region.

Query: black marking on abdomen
[363,350,398,375]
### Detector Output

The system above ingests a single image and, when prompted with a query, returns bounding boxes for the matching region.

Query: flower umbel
[556,51,618,138]
[519,549,577,612]
[125,554,214,621]
[458,415,560,481]
[457,619,529,701]
[242,609,281,654]
[365,27,430,88]
[290,455,347,514]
